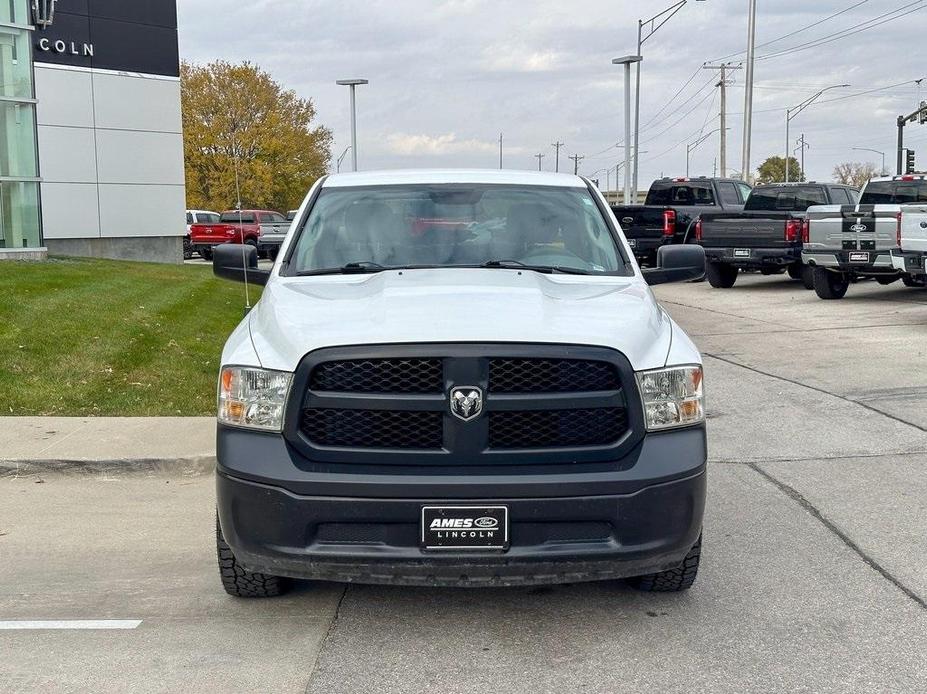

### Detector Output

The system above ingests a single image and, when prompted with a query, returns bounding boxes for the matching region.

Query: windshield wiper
[296,262,390,276]
[480,259,591,275]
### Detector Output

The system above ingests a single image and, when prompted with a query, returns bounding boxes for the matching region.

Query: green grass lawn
[0,257,259,416]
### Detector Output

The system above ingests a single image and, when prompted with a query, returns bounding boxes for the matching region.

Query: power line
[707,0,873,63]
[756,1,925,62]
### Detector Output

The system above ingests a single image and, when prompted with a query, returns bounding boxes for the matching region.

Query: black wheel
[876,275,899,286]
[787,263,804,280]
[760,266,786,276]
[902,275,926,288]
[199,247,213,261]
[802,265,815,290]
[216,516,290,598]
[706,262,738,288]
[628,534,701,592]
[268,247,279,262]
[183,236,193,260]
[813,267,849,300]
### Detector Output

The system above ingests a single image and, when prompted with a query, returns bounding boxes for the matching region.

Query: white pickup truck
[209,169,708,596]
[802,176,925,299]
[889,175,927,283]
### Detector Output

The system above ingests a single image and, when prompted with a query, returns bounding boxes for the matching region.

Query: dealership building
[1,0,184,262]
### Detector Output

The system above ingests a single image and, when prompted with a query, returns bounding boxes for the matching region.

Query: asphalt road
[2,272,927,693]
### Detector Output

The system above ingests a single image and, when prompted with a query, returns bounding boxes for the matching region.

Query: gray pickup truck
[803,176,913,299]
[698,183,858,289]
[888,175,927,284]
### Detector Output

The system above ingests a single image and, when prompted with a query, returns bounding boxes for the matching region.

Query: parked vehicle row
[612,177,752,265]
[189,209,290,261]
[803,175,927,298]
[696,182,859,289]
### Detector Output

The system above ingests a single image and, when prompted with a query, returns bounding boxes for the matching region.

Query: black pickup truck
[612,177,752,265]
[697,183,859,289]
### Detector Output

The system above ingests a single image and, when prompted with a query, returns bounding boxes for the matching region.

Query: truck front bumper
[216,425,707,587]
[705,247,801,267]
[891,249,927,276]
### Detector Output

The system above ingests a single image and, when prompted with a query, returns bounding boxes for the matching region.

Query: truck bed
[698,211,794,249]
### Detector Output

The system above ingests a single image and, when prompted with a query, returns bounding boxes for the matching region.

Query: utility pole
[499,133,503,169]
[702,63,741,178]
[551,141,564,172]
[795,134,810,179]
[569,154,584,175]
[535,153,545,171]
[741,0,757,183]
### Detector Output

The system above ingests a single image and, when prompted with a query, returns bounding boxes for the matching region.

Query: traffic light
[905,149,916,174]
[920,101,927,125]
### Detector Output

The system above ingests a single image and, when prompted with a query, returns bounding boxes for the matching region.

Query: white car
[185,209,220,259]
[209,169,707,597]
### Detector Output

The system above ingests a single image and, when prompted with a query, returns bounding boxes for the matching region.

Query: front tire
[199,248,213,261]
[216,516,290,598]
[813,267,849,300]
[706,262,738,288]
[902,275,926,288]
[787,263,804,280]
[628,535,701,592]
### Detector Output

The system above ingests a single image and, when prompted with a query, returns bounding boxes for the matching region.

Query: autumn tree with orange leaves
[181,61,332,213]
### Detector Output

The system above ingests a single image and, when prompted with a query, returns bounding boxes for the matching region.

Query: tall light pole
[784,84,849,183]
[613,55,642,204]
[852,147,886,175]
[336,79,368,172]
[741,0,757,183]
[631,1,706,202]
[499,133,503,169]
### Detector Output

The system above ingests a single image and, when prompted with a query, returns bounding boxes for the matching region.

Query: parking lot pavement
[2,272,926,693]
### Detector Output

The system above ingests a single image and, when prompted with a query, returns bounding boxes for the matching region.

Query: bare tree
[833,161,879,188]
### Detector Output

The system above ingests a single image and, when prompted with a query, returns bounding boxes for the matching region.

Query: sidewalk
[0,417,215,474]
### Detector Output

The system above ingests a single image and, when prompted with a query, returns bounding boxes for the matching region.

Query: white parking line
[0,620,142,630]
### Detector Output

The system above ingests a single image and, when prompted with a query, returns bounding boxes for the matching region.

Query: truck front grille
[301,409,443,449]
[489,408,627,449]
[293,345,641,467]
[309,358,443,393]
[489,358,619,393]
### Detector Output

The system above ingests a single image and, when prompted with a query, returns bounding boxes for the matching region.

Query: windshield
[645,182,715,206]
[287,184,625,274]
[861,180,927,204]
[745,186,827,211]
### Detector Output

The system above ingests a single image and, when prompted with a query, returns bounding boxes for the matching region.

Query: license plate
[849,252,869,262]
[421,506,508,550]
[733,249,750,257]
[628,239,637,248]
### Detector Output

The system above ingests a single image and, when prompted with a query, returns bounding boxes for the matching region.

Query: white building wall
[35,63,185,247]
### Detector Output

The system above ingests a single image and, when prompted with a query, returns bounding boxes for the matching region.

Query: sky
[177,0,927,187]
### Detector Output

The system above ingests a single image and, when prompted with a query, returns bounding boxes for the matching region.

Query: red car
[190,210,287,260]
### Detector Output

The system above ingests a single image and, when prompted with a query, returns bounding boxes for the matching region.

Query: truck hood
[245,268,673,372]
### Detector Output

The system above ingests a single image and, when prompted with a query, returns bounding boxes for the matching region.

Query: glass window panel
[0,180,41,249]
[0,101,37,177]
[0,26,34,98]
[0,0,30,25]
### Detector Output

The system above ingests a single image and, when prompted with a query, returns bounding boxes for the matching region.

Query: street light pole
[631,1,705,201]
[686,127,724,177]
[336,79,368,172]
[852,147,886,175]
[336,146,351,173]
[741,0,757,184]
[613,55,642,204]
[784,84,849,183]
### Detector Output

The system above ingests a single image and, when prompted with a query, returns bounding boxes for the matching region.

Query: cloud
[386,132,499,156]
[481,47,563,73]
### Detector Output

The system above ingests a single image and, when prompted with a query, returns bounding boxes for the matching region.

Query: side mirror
[213,244,271,286]
[642,245,705,286]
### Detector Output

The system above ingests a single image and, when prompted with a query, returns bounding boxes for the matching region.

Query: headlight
[218,366,293,431]
[636,365,704,431]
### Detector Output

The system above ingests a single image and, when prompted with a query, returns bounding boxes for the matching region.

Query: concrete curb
[0,456,216,478]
